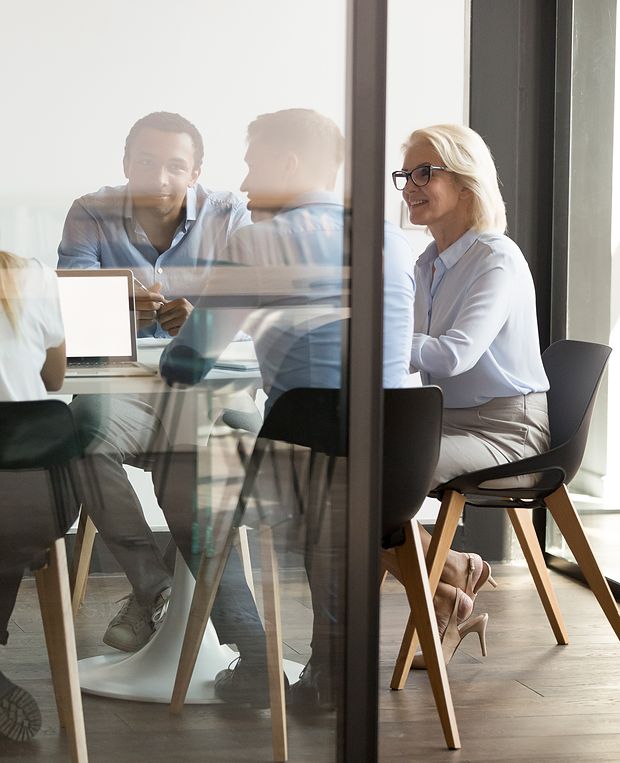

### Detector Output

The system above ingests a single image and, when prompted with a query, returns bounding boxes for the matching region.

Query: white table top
[58,343,261,396]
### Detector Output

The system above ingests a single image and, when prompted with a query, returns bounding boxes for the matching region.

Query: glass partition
[0,1,384,760]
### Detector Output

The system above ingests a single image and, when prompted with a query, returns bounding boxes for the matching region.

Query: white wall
[1,0,467,266]
[1,0,348,264]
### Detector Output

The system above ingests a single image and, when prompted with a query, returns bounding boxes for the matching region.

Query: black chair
[172,386,460,752]
[398,339,620,671]
[378,386,460,750]
[0,400,87,762]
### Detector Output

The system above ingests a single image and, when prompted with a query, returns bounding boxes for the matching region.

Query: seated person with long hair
[0,251,66,741]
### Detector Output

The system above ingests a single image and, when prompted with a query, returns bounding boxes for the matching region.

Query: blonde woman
[392,125,550,665]
[0,251,65,399]
[0,251,65,741]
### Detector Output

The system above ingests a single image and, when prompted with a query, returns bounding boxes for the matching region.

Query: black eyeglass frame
[391,164,450,190]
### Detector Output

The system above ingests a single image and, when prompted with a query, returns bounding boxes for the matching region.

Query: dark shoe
[214,657,288,709]
[0,674,41,742]
[103,587,171,652]
[288,663,334,712]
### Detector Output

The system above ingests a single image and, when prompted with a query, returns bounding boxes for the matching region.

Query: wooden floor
[1,563,619,762]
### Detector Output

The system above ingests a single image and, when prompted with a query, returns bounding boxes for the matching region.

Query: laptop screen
[56,269,137,362]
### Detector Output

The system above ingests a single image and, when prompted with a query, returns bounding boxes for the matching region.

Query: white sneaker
[103,587,171,652]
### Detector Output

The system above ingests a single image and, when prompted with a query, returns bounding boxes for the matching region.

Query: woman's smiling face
[401,138,470,235]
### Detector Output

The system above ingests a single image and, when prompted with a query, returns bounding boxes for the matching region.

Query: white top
[411,229,549,408]
[0,259,65,401]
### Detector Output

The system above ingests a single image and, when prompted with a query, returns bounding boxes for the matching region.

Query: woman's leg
[0,571,23,647]
[419,394,550,626]
[417,524,478,625]
[417,524,473,589]
[0,571,42,742]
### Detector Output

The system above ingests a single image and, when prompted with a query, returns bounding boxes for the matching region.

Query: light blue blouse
[411,228,549,408]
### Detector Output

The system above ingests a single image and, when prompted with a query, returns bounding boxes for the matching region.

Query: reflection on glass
[1,0,361,758]
[159,109,350,725]
[61,108,352,757]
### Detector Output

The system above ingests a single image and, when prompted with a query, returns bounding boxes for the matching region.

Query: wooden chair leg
[545,485,620,639]
[392,491,465,682]
[35,539,88,763]
[69,509,96,617]
[379,568,389,589]
[507,507,569,645]
[170,537,234,714]
[171,438,268,715]
[393,521,460,750]
[390,611,418,690]
[237,525,257,603]
[426,491,466,591]
[259,525,288,762]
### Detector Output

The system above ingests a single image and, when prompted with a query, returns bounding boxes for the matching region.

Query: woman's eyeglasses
[391,164,449,191]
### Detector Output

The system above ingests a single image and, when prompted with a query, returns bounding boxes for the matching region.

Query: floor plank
[0,563,619,761]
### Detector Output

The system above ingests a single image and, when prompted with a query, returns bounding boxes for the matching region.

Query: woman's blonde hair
[403,124,507,234]
[0,251,27,330]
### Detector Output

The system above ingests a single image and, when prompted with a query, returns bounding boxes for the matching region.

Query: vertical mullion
[343,0,387,761]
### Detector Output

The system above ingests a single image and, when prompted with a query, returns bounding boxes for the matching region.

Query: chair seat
[435,494,545,510]
[431,463,567,504]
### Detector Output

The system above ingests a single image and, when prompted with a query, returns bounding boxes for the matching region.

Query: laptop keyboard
[69,360,140,368]
[65,360,157,377]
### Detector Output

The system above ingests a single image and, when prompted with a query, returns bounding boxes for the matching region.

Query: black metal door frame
[342,1,387,760]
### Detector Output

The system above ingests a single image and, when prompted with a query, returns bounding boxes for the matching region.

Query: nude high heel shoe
[457,611,488,658]
[464,554,498,599]
[412,587,488,669]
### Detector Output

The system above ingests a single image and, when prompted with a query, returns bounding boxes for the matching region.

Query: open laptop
[56,269,156,376]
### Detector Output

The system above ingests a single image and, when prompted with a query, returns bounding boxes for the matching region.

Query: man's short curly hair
[124,112,204,170]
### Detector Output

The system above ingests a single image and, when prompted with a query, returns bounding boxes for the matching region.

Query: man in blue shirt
[58,112,250,652]
[58,111,249,336]
[160,108,415,707]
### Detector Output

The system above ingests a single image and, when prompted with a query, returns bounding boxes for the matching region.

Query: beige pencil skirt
[432,392,550,489]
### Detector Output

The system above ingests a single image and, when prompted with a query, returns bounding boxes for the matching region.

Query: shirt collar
[123,185,198,226]
[417,228,479,271]
[280,190,342,211]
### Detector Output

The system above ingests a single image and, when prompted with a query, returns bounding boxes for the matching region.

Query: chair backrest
[0,399,83,469]
[542,339,611,483]
[256,385,443,544]
[381,387,443,544]
[259,387,346,456]
[0,400,84,573]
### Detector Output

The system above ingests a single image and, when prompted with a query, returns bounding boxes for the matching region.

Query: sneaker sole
[102,632,153,652]
[0,685,42,742]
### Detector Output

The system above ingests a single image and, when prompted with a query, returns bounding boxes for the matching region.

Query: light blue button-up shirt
[411,229,549,408]
[161,191,415,402]
[57,183,250,336]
